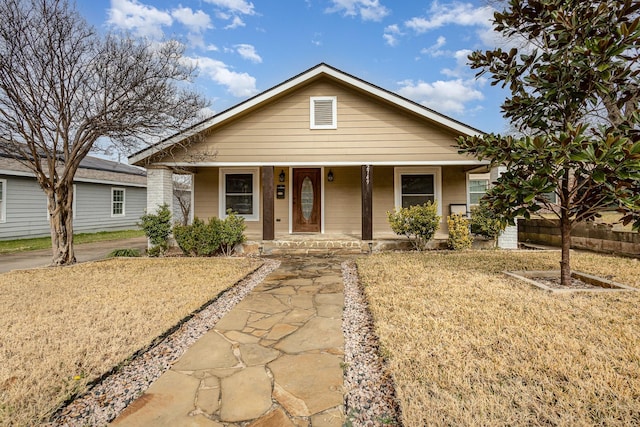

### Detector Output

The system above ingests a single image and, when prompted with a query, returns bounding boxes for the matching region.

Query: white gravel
[48,258,280,427]
[342,260,401,426]
[48,257,402,426]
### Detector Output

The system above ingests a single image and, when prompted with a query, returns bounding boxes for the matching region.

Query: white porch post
[147,167,174,215]
[490,166,519,249]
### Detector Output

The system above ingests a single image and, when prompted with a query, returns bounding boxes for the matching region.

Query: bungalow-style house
[130,63,517,250]
[0,154,146,240]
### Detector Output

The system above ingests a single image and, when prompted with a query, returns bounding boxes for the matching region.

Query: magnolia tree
[0,0,207,265]
[458,0,640,286]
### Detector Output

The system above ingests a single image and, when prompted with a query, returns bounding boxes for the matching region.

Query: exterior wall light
[279,169,285,182]
[327,169,334,182]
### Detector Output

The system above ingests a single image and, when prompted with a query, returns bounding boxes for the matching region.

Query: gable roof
[129,63,484,166]
[0,153,146,187]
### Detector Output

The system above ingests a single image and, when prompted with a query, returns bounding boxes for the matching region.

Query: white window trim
[111,187,126,217]
[394,167,442,217]
[0,179,6,223]
[310,96,337,129]
[219,168,260,221]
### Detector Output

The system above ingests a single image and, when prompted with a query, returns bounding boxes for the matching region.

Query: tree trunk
[559,212,572,287]
[48,182,76,266]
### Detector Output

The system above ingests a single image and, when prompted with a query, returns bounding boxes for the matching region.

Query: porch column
[261,166,275,240]
[361,164,373,240]
[491,166,518,249]
[146,166,173,215]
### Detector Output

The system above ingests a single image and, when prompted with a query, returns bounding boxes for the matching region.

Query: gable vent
[310,96,337,129]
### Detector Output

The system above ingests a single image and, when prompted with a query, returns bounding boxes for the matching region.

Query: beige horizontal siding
[324,167,361,234]
[158,79,471,165]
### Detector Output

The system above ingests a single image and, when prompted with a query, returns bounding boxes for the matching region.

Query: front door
[292,168,321,232]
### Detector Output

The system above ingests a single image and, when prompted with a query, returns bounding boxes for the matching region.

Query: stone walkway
[111,257,345,426]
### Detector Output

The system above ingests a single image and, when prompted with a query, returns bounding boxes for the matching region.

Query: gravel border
[342,260,402,426]
[48,258,280,427]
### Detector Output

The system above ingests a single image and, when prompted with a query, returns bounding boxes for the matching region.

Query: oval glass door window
[301,176,314,220]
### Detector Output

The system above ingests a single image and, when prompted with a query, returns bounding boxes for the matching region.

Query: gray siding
[0,174,146,240]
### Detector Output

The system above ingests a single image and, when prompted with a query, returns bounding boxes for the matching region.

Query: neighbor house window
[394,167,442,215]
[0,179,5,223]
[469,179,489,205]
[111,187,125,216]
[219,168,260,221]
[310,96,337,129]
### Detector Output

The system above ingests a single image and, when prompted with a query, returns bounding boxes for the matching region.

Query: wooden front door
[292,168,321,232]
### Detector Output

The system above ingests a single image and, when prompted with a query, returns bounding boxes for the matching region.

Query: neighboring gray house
[0,154,146,240]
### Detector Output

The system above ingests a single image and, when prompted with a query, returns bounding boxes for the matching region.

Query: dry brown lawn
[0,257,261,426]
[357,251,640,427]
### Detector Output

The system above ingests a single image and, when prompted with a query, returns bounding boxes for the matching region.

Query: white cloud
[204,0,256,15]
[235,44,262,63]
[108,0,172,39]
[405,2,494,34]
[206,44,220,51]
[441,48,473,77]
[171,7,212,33]
[225,16,246,29]
[190,57,258,97]
[383,24,403,47]
[326,0,390,22]
[397,78,484,115]
[421,35,447,56]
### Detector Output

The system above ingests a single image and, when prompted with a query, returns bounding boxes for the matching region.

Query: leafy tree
[0,0,207,265]
[458,0,640,286]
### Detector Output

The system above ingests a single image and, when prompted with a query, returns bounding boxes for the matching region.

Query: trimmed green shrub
[219,210,246,256]
[107,248,142,258]
[173,217,221,256]
[173,211,246,257]
[470,203,506,248]
[447,214,473,250]
[139,204,172,255]
[387,202,441,251]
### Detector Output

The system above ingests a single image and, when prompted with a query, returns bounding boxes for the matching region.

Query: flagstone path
[111,257,345,426]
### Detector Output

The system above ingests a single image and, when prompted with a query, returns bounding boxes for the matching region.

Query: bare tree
[0,0,207,265]
[173,174,192,226]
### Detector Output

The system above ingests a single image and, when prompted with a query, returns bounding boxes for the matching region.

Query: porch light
[327,169,334,182]
[279,169,285,182]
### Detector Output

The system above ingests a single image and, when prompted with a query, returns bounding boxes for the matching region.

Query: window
[111,187,125,216]
[469,179,489,205]
[394,167,442,215]
[219,168,260,221]
[0,179,5,223]
[310,96,337,129]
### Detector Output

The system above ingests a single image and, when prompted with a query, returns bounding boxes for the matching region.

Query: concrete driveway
[0,237,148,273]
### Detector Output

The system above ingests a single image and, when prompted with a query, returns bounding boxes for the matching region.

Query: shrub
[470,203,506,248]
[107,248,141,258]
[172,211,246,257]
[387,202,441,251]
[447,214,473,250]
[219,210,246,256]
[139,204,172,255]
[173,217,221,256]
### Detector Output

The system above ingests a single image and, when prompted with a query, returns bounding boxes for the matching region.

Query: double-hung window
[111,187,125,216]
[219,168,259,221]
[469,179,489,205]
[394,167,442,215]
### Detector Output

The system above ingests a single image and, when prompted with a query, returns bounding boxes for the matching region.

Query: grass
[0,257,261,426]
[0,229,145,254]
[356,251,640,427]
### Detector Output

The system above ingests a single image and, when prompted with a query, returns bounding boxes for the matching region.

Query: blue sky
[78,0,511,134]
